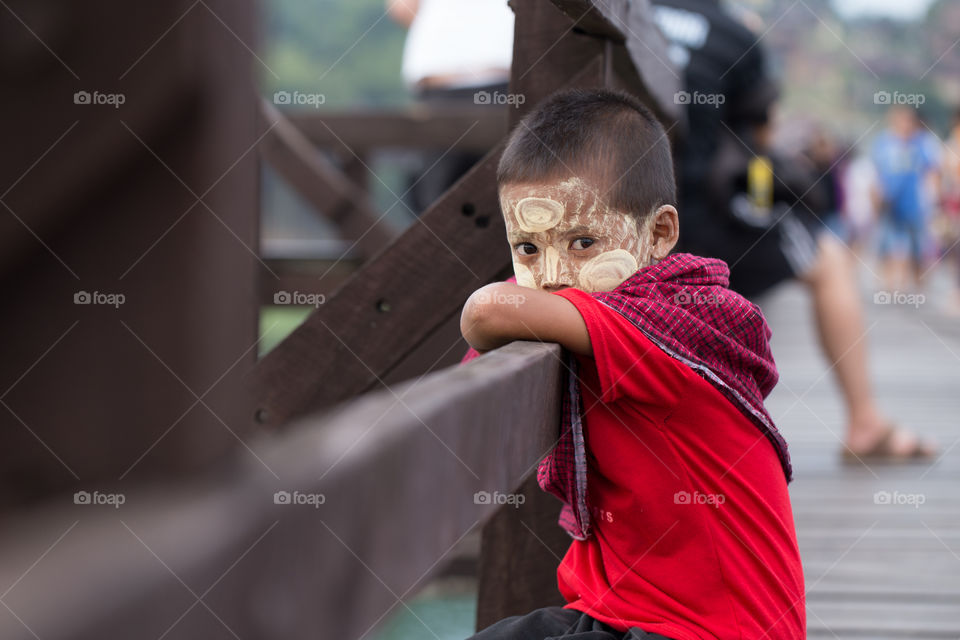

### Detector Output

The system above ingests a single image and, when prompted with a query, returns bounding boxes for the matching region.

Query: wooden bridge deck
[759,277,960,639]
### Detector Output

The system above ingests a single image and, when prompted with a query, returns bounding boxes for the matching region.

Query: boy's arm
[460,282,592,356]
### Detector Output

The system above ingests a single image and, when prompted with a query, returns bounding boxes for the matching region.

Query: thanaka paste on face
[500,177,655,292]
[515,197,564,232]
[542,246,561,283]
[512,262,536,288]
[576,249,639,291]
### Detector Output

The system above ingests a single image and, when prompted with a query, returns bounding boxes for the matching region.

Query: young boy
[460,89,805,639]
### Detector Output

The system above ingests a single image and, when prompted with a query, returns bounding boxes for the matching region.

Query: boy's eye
[516,242,538,256]
[571,237,595,250]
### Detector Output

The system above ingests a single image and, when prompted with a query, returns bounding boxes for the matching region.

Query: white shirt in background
[401,0,514,88]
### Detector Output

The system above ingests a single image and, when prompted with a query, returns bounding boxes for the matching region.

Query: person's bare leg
[912,259,925,292]
[800,234,933,456]
[881,253,908,292]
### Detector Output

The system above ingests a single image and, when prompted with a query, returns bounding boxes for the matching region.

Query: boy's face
[499,177,656,292]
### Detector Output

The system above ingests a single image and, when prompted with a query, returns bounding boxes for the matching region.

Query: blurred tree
[260,0,410,108]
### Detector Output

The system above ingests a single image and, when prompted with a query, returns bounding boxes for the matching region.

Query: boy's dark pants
[467,607,676,640]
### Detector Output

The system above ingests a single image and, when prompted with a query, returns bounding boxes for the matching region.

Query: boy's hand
[460,282,592,356]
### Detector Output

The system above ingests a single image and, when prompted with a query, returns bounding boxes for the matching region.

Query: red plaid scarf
[538,253,789,540]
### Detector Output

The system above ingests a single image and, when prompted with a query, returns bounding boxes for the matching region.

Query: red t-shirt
[551,288,805,640]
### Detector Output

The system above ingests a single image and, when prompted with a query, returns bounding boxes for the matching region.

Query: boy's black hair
[497,88,676,220]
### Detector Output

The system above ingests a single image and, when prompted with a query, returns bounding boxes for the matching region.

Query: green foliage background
[259,0,409,108]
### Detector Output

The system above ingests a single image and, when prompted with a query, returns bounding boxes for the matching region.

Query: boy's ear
[649,205,680,260]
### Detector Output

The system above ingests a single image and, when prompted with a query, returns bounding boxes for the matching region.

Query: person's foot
[843,422,936,462]
[944,292,960,318]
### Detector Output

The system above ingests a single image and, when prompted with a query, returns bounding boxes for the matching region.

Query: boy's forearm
[460,282,592,356]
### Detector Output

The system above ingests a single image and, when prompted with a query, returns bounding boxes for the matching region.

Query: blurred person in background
[840,146,881,257]
[936,108,960,315]
[870,105,941,293]
[804,127,847,244]
[388,0,513,214]
[653,0,935,460]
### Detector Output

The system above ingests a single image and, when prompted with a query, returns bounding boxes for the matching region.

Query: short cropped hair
[497,88,676,220]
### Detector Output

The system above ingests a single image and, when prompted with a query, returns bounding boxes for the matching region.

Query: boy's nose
[543,246,561,283]
[540,246,573,289]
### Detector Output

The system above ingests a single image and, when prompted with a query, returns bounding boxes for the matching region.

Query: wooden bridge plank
[758,282,960,638]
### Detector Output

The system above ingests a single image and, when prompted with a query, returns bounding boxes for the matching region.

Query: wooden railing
[0,342,561,640]
[256,101,508,307]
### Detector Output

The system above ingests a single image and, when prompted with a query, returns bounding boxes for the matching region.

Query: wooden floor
[759,275,960,639]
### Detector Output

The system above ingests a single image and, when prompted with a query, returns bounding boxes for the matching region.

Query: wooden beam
[252,135,506,427]
[259,100,398,260]
[476,473,571,630]
[508,2,606,125]
[288,105,508,154]
[252,57,605,430]
[548,0,681,123]
[551,0,627,41]
[0,342,562,640]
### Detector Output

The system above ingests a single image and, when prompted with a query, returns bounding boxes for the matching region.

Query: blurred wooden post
[0,0,258,508]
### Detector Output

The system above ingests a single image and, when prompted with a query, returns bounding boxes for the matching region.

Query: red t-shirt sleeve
[552,288,692,412]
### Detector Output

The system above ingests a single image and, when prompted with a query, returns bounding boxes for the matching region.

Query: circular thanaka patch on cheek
[512,262,536,288]
[577,249,639,292]
[515,197,564,232]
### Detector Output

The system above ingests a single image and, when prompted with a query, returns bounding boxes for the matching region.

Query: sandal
[841,424,936,463]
